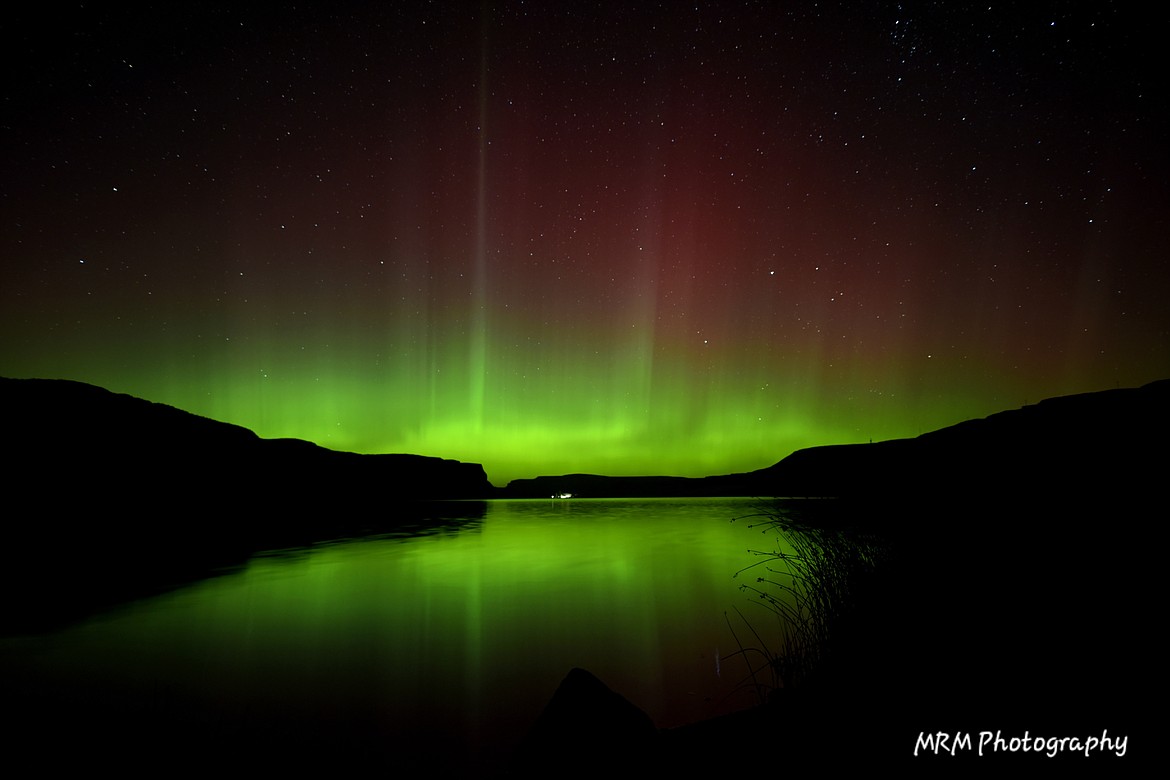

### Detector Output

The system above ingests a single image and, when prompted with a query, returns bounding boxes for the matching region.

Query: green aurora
[2,4,1167,485]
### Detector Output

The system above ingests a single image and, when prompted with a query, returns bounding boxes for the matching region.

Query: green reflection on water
[3,498,791,771]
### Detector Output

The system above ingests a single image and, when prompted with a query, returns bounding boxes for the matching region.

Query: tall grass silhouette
[726,499,889,701]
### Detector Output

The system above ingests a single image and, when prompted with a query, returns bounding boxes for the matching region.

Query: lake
[0,497,795,773]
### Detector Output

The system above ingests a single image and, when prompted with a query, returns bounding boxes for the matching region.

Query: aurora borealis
[3,3,1167,485]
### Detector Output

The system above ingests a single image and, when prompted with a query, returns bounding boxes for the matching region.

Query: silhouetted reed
[726,499,889,700]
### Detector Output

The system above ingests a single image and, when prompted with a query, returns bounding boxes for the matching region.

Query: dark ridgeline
[1,376,494,507]
[1,376,492,633]
[503,378,1170,504]
[8,373,1165,510]
[756,378,1169,504]
[501,472,764,498]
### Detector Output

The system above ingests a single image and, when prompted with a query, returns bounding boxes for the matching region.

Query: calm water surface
[1,497,791,772]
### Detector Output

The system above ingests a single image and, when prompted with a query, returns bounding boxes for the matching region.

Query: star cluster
[3,3,1167,484]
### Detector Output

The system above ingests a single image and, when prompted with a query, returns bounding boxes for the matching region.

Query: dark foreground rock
[512,667,659,776]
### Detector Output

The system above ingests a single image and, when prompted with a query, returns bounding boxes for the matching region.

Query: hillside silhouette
[504,378,1169,501]
[1,376,492,633]
[3,375,1165,647]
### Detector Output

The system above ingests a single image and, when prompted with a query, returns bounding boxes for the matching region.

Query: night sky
[3,2,1167,485]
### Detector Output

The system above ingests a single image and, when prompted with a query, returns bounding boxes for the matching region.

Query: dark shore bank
[506,488,1152,776]
[1,376,495,634]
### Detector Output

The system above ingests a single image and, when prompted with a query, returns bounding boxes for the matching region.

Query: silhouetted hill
[2,376,493,505]
[500,472,763,498]
[760,378,1168,503]
[504,379,1170,503]
[0,376,492,633]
